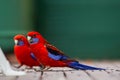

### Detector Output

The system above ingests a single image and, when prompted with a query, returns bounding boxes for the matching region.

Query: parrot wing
[45,43,64,55]
[45,43,69,61]
[30,53,37,61]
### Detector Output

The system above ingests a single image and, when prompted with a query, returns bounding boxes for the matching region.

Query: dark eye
[33,34,36,37]
[19,38,22,41]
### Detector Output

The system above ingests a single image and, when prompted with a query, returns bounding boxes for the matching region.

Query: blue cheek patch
[32,38,39,43]
[18,41,24,46]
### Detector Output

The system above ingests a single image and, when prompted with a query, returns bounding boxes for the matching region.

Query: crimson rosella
[14,34,43,68]
[27,31,105,70]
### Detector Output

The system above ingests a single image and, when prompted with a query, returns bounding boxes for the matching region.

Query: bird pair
[14,31,104,71]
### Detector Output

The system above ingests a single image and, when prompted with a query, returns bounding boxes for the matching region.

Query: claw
[13,64,23,69]
[39,64,45,70]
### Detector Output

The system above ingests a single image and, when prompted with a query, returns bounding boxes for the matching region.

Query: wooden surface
[0,61,120,80]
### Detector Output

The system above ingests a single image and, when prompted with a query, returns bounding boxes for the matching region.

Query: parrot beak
[14,40,18,45]
[27,36,31,41]
[27,36,33,43]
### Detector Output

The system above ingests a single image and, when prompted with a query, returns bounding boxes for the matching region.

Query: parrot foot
[34,66,51,72]
[13,64,23,69]
[40,65,45,69]
[40,66,51,71]
[44,66,51,70]
[33,65,45,72]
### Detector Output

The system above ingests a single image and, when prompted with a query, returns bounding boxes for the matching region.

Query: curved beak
[27,36,31,41]
[27,36,33,43]
[14,40,18,45]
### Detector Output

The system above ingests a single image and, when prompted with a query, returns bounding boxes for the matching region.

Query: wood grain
[0,61,120,80]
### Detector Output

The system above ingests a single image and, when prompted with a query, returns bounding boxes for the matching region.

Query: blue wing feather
[30,53,37,61]
[68,61,105,70]
[46,43,69,60]
[48,52,68,60]
[45,43,105,70]
[47,48,68,61]
[48,52,62,60]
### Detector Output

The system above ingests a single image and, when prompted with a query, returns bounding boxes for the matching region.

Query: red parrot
[27,31,105,70]
[14,34,42,68]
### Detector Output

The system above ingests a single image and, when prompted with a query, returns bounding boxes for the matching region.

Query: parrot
[14,34,43,68]
[27,31,105,70]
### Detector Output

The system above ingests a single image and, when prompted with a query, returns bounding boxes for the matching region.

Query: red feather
[14,35,40,67]
[27,31,74,67]
[27,31,105,70]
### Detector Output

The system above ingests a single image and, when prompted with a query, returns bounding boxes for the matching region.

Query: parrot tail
[67,61,105,70]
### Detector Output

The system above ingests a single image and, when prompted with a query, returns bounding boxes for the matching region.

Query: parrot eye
[33,34,36,37]
[19,38,23,41]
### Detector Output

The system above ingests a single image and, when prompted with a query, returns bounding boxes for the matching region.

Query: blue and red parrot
[26,31,105,70]
[14,34,42,68]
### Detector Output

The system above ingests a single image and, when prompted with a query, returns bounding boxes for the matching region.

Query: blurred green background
[0,0,120,59]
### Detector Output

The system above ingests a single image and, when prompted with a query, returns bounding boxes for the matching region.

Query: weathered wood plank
[65,70,92,80]
[85,70,118,80]
[0,75,17,80]
[17,72,41,80]
[0,61,120,80]
[42,71,66,80]
[93,61,120,80]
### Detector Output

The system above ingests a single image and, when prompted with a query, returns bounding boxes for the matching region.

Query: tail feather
[67,61,105,70]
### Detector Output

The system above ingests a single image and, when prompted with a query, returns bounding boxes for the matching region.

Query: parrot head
[27,31,47,44]
[14,34,29,46]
